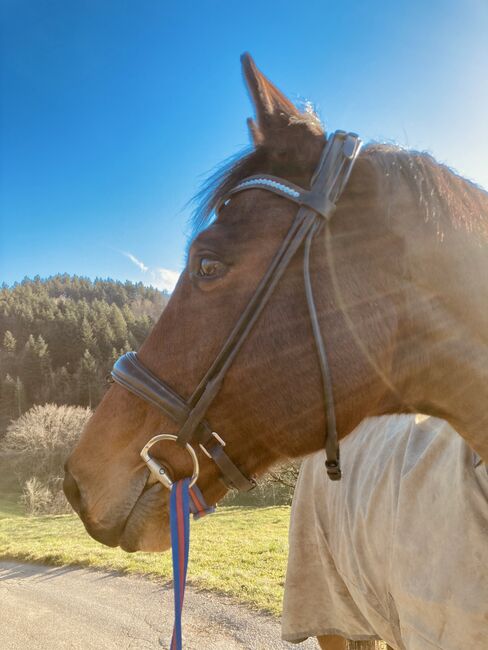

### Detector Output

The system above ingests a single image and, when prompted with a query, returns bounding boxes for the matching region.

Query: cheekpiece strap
[215,131,362,482]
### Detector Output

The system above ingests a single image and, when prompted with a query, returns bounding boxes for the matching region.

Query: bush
[1,403,91,484]
[222,461,300,507]
[21,477,71,515]
[0,404,91,514]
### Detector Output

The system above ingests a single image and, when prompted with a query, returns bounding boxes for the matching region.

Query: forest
[0,275,168,436]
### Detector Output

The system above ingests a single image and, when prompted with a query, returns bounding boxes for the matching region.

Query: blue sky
[1,0,487,290]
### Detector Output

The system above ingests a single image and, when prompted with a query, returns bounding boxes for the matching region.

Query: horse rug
[282,414,488,649]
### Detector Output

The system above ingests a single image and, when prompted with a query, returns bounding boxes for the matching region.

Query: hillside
[0,275,168,434]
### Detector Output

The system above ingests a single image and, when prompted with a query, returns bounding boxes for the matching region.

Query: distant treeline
[0,275,168,434]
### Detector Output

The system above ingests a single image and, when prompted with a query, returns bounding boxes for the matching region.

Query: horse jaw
[119,481,171,552]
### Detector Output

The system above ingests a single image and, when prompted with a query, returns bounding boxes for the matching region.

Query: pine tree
[110,304,128,346]
[1,330,17,378]
[52,365,75,405]
[80,317,99,357]
[21,334,52,404]
[22,335,41,404]
[2,330,16,354]
[15,377,25,417]
[109,347,119,365]
[80,317,95,349]
[36,334,53,401]
[78,349,99,407]
[0,374,25,432]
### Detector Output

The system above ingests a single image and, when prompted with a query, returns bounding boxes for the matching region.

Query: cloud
[150,268,181,293]
[123,251,148,273]
[122,251,180,292]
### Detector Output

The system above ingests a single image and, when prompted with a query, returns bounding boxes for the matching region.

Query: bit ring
[140,434,199,490]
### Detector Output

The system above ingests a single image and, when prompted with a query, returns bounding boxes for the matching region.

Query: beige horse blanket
[282,415,488,649]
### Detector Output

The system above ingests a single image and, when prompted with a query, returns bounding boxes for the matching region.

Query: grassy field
[0,495,290,616]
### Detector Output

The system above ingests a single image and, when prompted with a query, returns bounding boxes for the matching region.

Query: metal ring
[140,434,199,490]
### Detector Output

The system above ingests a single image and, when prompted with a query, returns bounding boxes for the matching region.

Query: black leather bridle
[112,130,362,491]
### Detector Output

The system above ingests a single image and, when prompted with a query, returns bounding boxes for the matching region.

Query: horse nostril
[63,467,83,515]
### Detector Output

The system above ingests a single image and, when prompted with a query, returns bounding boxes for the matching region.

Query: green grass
[0,492,23,518]
[0,499,290,615]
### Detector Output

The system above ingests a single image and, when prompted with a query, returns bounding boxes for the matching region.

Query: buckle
[199,432,257,492]
[199,431,226,458]
[325,459,342,481]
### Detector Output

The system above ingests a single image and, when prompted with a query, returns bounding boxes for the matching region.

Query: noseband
[112,130,362,491]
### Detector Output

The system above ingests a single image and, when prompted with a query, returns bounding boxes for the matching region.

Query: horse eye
[198,258,225,278]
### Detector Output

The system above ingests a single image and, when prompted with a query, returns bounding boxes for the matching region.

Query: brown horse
[64,53,487,563]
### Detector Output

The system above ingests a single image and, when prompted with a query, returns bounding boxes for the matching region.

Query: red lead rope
[169,479,215,650]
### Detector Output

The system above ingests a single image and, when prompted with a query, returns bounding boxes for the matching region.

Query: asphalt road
[0,561,318,649]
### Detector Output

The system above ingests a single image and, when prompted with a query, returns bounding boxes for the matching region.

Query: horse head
[64,54,488,552]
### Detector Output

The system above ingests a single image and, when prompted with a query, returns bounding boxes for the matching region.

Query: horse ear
[246,117,264,146]
[241,53,324,179]
[241,53,302,141]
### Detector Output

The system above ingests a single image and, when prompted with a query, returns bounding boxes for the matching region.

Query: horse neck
[391,225,488,462]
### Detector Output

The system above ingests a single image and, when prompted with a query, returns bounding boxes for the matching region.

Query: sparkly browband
[233,177,301,198]
[216,174,306,215]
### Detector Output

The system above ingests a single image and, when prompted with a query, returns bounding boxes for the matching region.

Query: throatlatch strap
[169,480,214,650]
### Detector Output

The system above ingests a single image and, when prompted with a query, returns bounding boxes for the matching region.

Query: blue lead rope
[169,479,215,650]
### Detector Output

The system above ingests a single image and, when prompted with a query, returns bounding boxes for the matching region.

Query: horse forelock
[189,147,263,240]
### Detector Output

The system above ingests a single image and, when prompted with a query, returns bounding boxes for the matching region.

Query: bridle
[112,130,362,492]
